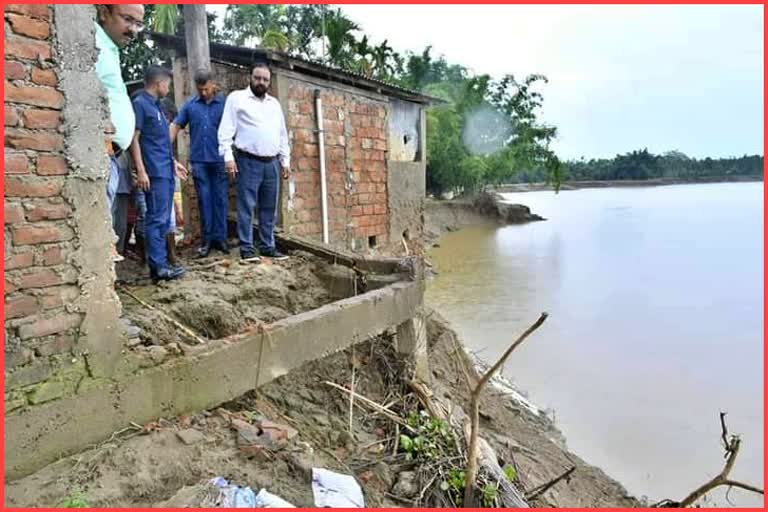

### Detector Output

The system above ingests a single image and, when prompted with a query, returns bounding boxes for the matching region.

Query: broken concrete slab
[176,428,205,445]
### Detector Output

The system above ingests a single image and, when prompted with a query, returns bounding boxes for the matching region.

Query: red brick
[18,313,81,340]
[5,294,38,319]
[26,202,71,222]
[297,157,318,172]
[5,129,64,151]
[4,35,51,61]
[40,285,78,309]
[7,13,50,40]
[40,246,65,266]
[4,84,63,108]
[374,204,387,215]
[5,202,26,223]
[302,144,319,158]
[5,177,62,198]
[5,106,19,126]
[376,183,387,193]
[30,67,57,86]
[5,251,34,270]
[12,223,74,245]
[350,206,363,217]
[22,109,60,129]
[18,267,62,289]
[5,4,50,19]
[35,334,75,356]
[36,155,67,176]
[4,153,30,175]
[5,60,27,80]
[5,279,19,294]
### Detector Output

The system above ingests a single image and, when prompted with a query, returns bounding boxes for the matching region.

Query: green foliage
[152,4,177,34]
[60,491,89,508]
[482,482,499,507]
[503,464,517,482]
[439,467,466,504]
[398,410,456,462]
[561,150,763,182]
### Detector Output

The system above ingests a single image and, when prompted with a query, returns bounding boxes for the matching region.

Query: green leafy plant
[503,464,517,482]
[440,467,466,504]
[398,410,456,461]
[482,482,499,507]
[61,491,89,508]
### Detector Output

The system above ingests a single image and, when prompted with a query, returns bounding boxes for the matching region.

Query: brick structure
[4,5,122,409]
[157,35,431,255]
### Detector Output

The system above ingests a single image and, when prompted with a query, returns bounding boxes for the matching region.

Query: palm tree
[223,4,289,49]
[352,35,373,77]
[371,40,396,80]
[153,4,178,34]
[320,8,359,68]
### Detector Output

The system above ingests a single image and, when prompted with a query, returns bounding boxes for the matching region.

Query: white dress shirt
[217,88,290,167]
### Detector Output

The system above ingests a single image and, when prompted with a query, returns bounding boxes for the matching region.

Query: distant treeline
[511,149,763,183]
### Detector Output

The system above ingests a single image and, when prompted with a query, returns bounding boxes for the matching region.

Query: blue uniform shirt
[173,94,225,164]
[133,90,173,179]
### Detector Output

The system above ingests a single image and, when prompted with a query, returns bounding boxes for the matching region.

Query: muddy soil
[115,248,337,347]
[5,311,638,508]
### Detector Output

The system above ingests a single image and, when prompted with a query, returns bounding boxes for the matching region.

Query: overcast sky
[208,4,763,159]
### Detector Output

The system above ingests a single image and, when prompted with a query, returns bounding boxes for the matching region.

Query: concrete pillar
[396,310,429,381]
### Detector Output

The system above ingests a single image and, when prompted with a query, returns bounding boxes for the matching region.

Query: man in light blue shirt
[94,4,144,260]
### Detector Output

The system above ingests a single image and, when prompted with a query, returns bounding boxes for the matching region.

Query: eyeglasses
[117,13,145,31]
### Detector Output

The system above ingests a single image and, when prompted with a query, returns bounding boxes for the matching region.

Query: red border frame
[0,1,764,511]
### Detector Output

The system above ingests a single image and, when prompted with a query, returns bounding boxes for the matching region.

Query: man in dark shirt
[130,66,188,282]
[170,69,229,258]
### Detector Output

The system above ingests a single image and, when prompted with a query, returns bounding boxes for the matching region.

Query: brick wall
[284,79,389,250]
[4,4,121,409]
[174,61,392,252]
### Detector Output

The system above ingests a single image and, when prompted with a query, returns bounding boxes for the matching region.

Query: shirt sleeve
[173,101,190,128]
[277,104,290,168]
[133,99,145,131]
[218,93,238,162]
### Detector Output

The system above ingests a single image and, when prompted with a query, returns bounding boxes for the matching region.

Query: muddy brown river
[427,182,764,507]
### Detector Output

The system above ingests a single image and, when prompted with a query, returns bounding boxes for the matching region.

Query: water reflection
[426,183,763,507]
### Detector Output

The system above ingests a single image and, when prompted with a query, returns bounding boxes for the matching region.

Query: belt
[235,148,276,162]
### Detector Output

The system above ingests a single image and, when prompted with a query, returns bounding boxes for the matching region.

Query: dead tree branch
[654,412,763,507]
[525,465,576,502]
[463,312,548,507]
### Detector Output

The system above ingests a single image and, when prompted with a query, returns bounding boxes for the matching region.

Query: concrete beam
[5,281,423,480]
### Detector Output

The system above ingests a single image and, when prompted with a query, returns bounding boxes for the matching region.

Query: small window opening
[368,236,378,249]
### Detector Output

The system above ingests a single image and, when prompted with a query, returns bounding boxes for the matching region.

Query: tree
[320,8,360,68]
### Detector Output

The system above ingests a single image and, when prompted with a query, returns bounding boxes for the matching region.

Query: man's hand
[136,169,150,191]
[173,160,189,181]
[226,160,238,179]
[281,165,291,180]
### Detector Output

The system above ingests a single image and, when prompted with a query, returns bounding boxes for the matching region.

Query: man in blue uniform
[130,66,188,282]
[170,69,229,258]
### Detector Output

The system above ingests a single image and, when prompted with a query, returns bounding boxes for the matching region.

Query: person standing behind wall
[130,66,189,283]
[94,3,144,262]
[217,62,291,262]
[170,70,230,258]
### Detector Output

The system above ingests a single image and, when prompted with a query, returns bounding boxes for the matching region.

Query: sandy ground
[5,310,638,508]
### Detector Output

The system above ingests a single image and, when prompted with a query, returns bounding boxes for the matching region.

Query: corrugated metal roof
[151,32,442,105]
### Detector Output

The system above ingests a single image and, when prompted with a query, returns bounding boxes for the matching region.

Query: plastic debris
[254,489,296,508]
[311,468,365,508]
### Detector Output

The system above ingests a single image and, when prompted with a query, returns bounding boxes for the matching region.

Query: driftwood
[653,412,764,507]
[463,312,548,507]
[525,465,576,501]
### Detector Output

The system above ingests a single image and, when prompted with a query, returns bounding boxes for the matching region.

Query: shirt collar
[94,23,118,54]
[140,89,161,105]
[245,87,272,103]
[195,94,223,104]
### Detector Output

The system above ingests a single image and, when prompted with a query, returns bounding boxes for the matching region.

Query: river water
[426,182,764,506]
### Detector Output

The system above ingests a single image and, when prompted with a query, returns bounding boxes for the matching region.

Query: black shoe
[240,250,260,262]
[151,265,186,283]
[197,241,212,258]
[260,248,289,261]
[215,240,230,254]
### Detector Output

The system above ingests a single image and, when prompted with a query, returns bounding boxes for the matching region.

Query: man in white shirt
[218,62,290,261]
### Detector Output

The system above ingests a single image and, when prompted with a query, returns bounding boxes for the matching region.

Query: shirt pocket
[143,111,165,136]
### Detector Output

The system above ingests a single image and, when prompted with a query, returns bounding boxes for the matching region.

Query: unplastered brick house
[153,34,434,254]
[3,5,432,477]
